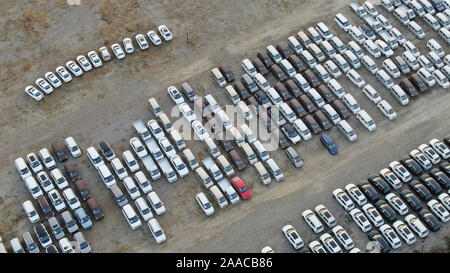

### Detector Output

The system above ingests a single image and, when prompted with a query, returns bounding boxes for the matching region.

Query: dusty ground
[0,0,449,253]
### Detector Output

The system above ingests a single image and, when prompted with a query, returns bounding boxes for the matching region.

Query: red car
[231,177,251,200]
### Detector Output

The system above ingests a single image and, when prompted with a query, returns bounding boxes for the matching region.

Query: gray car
[74,232,91,253]
[22,232,39,253]
[74,207,93,230]
[286,147,303,168]
[62,210,79,234]
[48,216,65,240]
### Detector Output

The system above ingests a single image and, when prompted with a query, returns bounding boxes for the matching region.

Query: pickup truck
[362,15,383,33]
[141,155,161,181]
[157,158,177,183]
[132,119,152,142]
[217,178,240,205]
[144,138,164,161]
[202,156,223,182]
[349,1,368,18]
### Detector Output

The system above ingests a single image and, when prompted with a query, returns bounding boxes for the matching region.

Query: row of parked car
[24,25,173,102]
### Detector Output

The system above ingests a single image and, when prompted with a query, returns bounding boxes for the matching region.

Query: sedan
[130,137,148,159]
[87,50,103,68]
[195,192,214,216]
[418,209,441,232]
[332,188,355,211]
[367,230,390,253]
[350,208,372,232]
[282,225,304,250]
[358,181,379,202]
[419,174,442,195]
[147,30,162,45]
[362,203,384,227]
[308,241,327,253]
[231,177,251,200]
[379,168,402,190]
[179,103,196,123]
[56,66,72,83]
[438,193,450,210]
[123,38,134,54]
[393,220,416,245]
[319,233,342,253]
[375,200,397,223]
[65,60,83,76]
[379,224,402,249]
[24,86,44,101]
[314,205,336,228]
[410,149,432,170]
[345,183,367,206]
[409,180,432,201]
[158,25,173,41]
[430,138,450,159]
[332,225,354,250]
[76,55,92,72]
[35,78,54,94]
[385,193,409,216]
[368,175,391,195]
[400,156,423,176]
[135,34,149,50]
[418,144,441,164]
[389,160,412,182]
[44,72,62,88]
[170,155,189,178]
[302,209,324,233]
[440,162,450,176]
[111,43,126,60]
[167,86,185,105]
[427,199,450,222]
[400,190,423,212]
[429,168,450,188]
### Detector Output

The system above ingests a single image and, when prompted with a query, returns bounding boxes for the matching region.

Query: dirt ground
[0,0,449,253]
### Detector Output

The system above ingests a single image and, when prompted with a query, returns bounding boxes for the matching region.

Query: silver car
[285,147,303,168]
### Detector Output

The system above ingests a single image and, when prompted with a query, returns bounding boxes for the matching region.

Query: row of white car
[24,25,173,102]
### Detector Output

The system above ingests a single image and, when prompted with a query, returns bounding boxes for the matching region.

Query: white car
[314,205,337,228]
[39,148,56,170]
[346,69,365,88]
[377,100,397,120]
[179,103,196,123]
[22,200,40,223]
[134,171,152,194]
[135,34,149,50]
[158,25,173,41]
[427,199,450,222]
[375,39,393,57]
[429,138,450,159]
[76,55,92,72]
[362,85,381,104]
[418,144,441,164]
[393,220,416,245]
[87,51,102,68]
[332,188,355,211]
[405,214,428,238]
[319,233,342,253]
[379,224,402,249]
[410,149,432,170]
[170,155,189,177]
[99,46,111,61]
[48,189,67,212]
[158,137,176,158]
[301,209,324,233]
[55,66,73,83]
[196,192,215,216]
[261,246,275,253]
[332,225,354,250]
[65,60,83,76]
[26,152,43,173]
[122,150,140,173]
[123,177,141,200]
[379,168,402,190]
[36,171,54,192]
[110,158,128,181]
[281,225,304,250]
[438,193,450,211]
[167,86,185,105]
[345,183,367,206]
[130,137,148,159]
[192,120,209,141]
[24,85,44,101]
[62,188,81,211]
[362,203,384,227]
[111,43,126,59]
[418,55,435,72]
[35,78,53,94]
[122,204,142,230]
[147,191,166,216]
[386,193,409,216]
[148,218,166,244]
[123,38,134,54]
[44,72,62,88]
[308,241,327,253]
[433,70,450,88]
[50,168,69,190]
[350,208,372,232]
[147,119,165,139]
[389,161,412,182]
[135,197,153,221]
[65,136,81,158]
[147,30,162,45]
[324,60,342,78]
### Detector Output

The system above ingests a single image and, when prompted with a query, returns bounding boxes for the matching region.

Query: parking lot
[0,0,449,252]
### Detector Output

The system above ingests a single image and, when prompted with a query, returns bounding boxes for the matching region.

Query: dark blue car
[320,134,338,155]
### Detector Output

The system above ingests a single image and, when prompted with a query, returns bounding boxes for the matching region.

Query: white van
[237,100,253,121]
[335,13,352,32]
[293,119,312,140]
[300,50,317,68]
[417,67,436,86]
[280,59,296,78]
[361,55,379,74]
[344,50,361,69]
[337,120,357,142]
[330,36,347,54]
[297,31,313,47]
[241,58,257,77]
[170,129,186,150]
[438,27,450,45]
[306,88,325,108]
[320,40,336,59]
[142,156,161,181]
[327,79,345,99]
[265,158,284,182]
[225,85,241,105]
[240,124,256,144]
[98,164,116,188]
[308,43,325,62]
[241,142,258,165]
[254,161,271,185]
[380,0,395,11]
[182,149,199,170]
[333,54,350,73]
[394,8,410,25]
[348,41,364,59]
[402,51,420,70]
[134,171,153,194]
[307,26,323,44]
[362,85,382,104]
[25,176,43,199]
[211,67,226,87]
[267,45,282,64]
[418,0,436,14]
[349,26,365,44]
[279,103,296,123]
[204,94,220,113]
[15,157,32,180]
[195,167,213,188]
[346,69,365,88]
[266,87,283,106]
[158,113,173,133]
[209,185,228,209]
[314,64,331,83]
[216,109,232,130]
[427,39,444,58]
[23,200,40,223]
[217,179,240,205]
[324,60,341,78]
[317,22,333,40]
[391,85,409,106]
[217,155,234,177]
[356,110,376,131]
[364,39,381,58]
[254,73,271,91]
[293,74,311,92]
[376,69,394,89]
[423,13,440,31]
[288,36,303,54]
[148,97,162,116]
[407,21,425,39]
[252,140,270,162]
[383,59,401,79]
[204,138,220,158]
[322,104,341,125]
[436,13,450,29]
[228,126,245,147]
[342,93,361,114]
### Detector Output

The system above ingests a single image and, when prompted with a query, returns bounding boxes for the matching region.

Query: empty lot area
[0,0,449,252]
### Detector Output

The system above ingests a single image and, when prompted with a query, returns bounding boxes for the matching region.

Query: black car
[419,174,442,195]
[34,224,51,248]
[98,141,114,160]
[254,90,270,107]
[358,181,379,203]
[400,156,423,176]
[45,244,59,253]
[368,175,391,194]
[409,180,432,201]
[281,124,300,144]
[360,24,376,40]
[429,168,450,188]
[219,139,234,153]
[440,162,450,176]
[367,230,390,253]
[418,209,441,232]
[375,200,397,222]
[400,190,423,212]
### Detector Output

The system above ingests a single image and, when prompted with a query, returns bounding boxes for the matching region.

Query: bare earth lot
[0,0,448,253]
